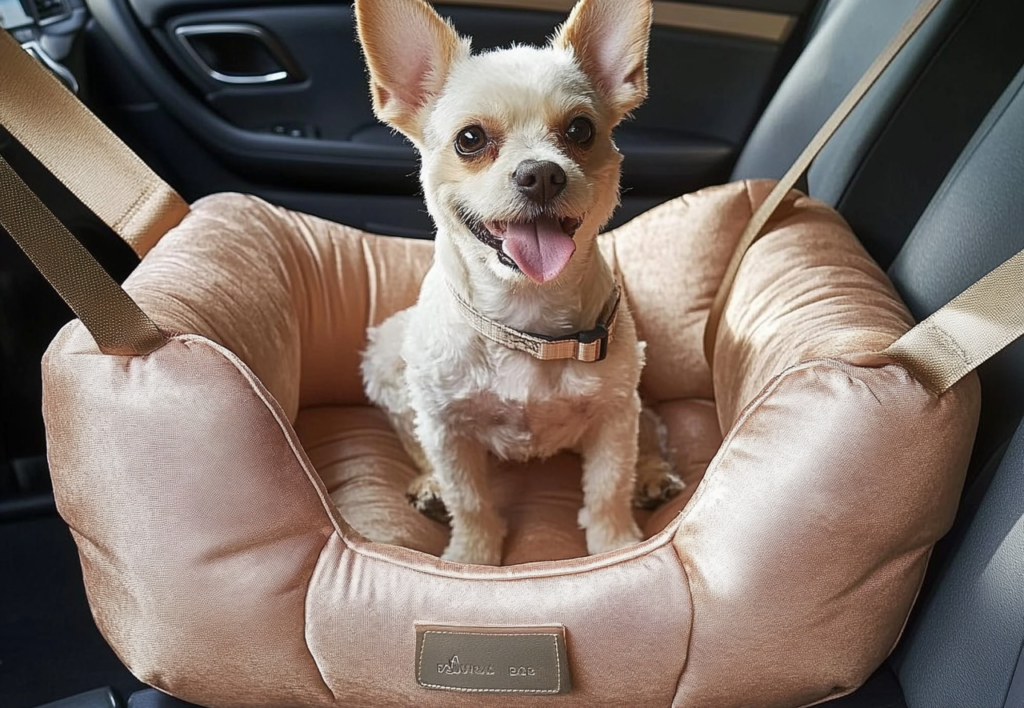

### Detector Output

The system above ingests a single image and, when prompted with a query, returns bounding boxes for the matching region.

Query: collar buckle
[573,322,610,362]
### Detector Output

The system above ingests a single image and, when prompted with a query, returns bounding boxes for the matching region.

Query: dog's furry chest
[439,355,607,461]
[390,271,644,463]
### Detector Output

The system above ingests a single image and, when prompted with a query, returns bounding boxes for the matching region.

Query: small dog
[357,0,670,565]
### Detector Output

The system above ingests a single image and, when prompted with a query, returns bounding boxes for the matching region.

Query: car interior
[1,0,1022,706]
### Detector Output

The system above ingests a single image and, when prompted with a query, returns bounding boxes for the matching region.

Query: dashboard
[0,0,84,92]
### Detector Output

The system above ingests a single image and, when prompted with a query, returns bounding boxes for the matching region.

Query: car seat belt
[0,155,166,356]
[882,250,1024,394]
[703,0,944,365]
[0,28,188,259]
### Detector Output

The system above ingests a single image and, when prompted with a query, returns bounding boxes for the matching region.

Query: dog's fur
[357,0,661,565]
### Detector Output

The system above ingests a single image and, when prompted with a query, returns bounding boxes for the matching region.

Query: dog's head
[355,0,652,285]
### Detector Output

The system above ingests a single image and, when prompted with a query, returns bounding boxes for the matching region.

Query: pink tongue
[501,216,576,283]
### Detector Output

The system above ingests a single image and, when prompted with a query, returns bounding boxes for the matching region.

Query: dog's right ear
[354,0,463,142]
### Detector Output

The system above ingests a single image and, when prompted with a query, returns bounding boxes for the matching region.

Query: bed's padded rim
[43,329,339,704]
[672,358,978,707]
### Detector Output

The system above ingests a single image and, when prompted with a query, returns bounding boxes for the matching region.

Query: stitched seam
[668,553,696,706]
[418,686,558,694]
[179,335,346,538]
[302,534,340,700]
[926,320,971,368]
[347,527,676,580]
[676,358,888,528]
[113,182,157,235]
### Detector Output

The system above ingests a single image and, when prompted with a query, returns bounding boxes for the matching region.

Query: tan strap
[0,156,167,356]
[450,283,621,363]
[0,28,189,258]
[882,250,1024,394]
[703,0,944,365]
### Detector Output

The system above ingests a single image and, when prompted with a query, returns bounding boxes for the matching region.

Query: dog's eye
[565,117,595,145]
[455,126,488,155]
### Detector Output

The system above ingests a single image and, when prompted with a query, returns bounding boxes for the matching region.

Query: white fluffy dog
[357,0,669,565]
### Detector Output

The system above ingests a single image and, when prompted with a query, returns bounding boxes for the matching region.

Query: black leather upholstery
[732,0,967,192]
[825,664,908,708]
[827,0,1024,269]
[893,420,1024,708]
[127,690,200,708]
[884,65,1024,708]
[35,689,120,708]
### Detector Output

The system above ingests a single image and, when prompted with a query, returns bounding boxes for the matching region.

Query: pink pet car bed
[42,179,978,707]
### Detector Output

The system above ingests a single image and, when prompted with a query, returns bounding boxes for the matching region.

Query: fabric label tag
[416,625,571,694]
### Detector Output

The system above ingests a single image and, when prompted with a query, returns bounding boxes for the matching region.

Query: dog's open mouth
[465,214,583,283]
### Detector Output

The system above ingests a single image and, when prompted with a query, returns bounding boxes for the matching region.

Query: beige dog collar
[448,283,621,363]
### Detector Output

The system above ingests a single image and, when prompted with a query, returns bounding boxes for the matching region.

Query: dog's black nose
[512,160,566,205]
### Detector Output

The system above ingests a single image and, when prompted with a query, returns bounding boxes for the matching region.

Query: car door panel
[84,0,819,235]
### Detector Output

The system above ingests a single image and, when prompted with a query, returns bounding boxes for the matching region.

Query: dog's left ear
[554,0,652,119]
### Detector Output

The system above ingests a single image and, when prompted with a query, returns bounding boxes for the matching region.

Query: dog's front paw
[441,535,504,566]
[633,456,685,510]
[442,517,507,565]
[579,509,643,555]
[406,472,451,524]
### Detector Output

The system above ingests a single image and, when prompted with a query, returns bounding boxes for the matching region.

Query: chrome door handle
[174,23,297,85]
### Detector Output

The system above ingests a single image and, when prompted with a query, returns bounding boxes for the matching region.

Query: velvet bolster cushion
[43,180,979,707]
